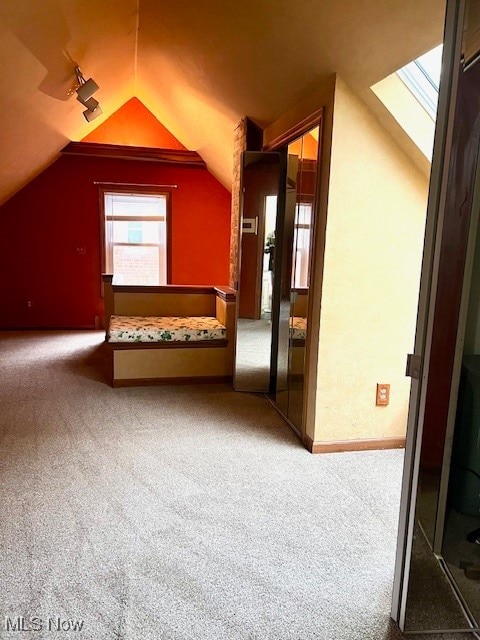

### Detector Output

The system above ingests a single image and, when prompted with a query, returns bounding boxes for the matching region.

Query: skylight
[396,45,443,119]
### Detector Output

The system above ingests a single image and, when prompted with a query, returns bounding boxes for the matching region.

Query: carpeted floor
[0,331,471,639]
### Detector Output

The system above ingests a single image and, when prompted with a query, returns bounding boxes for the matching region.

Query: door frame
[263,111,324,441]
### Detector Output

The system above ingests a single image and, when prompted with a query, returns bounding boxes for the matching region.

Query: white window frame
[99,185,171,288]
[397,45,443,120]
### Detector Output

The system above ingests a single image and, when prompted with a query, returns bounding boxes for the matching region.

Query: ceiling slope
[136,0,445,188]
[0,0,137,204]
[0,0,445,204]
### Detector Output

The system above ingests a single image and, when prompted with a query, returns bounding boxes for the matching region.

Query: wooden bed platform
[102,274,236,387]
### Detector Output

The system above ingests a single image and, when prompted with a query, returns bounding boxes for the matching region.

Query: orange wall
[0,155,231,328]
[81,98,187,150]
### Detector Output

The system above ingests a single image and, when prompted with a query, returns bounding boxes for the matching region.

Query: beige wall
[314,77,429,443]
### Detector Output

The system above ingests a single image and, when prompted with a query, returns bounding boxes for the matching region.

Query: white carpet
[0,331,468,639]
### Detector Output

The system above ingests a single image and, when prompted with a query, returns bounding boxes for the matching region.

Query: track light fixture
[73,66,102,122]
[83,104,103,122]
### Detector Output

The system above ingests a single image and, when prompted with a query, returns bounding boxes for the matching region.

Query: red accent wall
[81,98,187,150]
[0,155,231,328]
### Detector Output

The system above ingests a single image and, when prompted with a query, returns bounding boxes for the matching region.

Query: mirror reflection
[275,126,319,434]
[234,152,283,392]
[234,124,320,440]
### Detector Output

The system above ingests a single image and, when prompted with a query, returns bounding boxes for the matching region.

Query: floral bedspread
[290,316,307,341]
[108,315,227,343]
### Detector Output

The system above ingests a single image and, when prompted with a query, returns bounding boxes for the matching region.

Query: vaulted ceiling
[0,0,445,205]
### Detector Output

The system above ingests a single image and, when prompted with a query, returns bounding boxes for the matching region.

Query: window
[260,195,313,289]
[292,202,312,289]
[100,188,170,286]
[396,44,443,119]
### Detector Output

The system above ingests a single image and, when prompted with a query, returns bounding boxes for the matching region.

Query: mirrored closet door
[234,151,286,392]
[234,122,321,438]
[275,126,320,434]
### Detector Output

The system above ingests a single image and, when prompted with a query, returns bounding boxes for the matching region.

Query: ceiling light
[76,78,100,104]
[72,66,102,123]
[79,97,99,111]
[83,105,103,122]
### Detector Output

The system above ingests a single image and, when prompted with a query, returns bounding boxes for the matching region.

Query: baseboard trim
[303,435,406,454]
[113,375,233,388]
[0,325,97,331]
